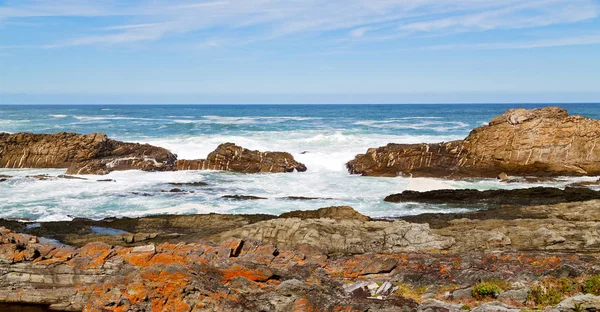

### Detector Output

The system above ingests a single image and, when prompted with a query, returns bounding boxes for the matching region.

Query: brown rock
[176,143,307,173]
[0,132,176,175]
[347,107,600,178]
[279,206,371,221]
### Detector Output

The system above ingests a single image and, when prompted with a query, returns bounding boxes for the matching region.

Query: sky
[0,0,599,104]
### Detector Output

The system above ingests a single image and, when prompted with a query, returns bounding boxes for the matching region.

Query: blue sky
[1,0,599,104]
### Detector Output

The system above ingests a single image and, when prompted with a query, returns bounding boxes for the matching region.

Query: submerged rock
[0,132,176,175]
[176,142,307,173]
[57,174,87,180]
[384,187,600,207]
[348,107,600,178]
[222,195,267,200]
[168,181,209,187]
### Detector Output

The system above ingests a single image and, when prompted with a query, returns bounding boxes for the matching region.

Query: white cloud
[0,0,598,48]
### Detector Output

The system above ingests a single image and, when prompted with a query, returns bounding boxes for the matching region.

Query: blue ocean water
[0,104,599,221]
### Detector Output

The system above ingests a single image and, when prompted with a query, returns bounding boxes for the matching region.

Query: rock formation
[0,132,176,175]
[2,205,600,310]
[0,133,307,175]
[176,143,307,173]
[347,107,600,178]
[384,187,600,207]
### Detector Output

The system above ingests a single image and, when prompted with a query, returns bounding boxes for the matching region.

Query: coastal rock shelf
[2,202,600,311]
[0,133,306,175]
[347,107,600,178]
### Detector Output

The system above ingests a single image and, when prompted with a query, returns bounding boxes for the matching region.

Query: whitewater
[1,104,599,222]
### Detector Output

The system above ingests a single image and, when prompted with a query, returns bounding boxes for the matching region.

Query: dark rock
[96,179,116,182]
[279,206,371,221]
[57,174,88,180]
[384,187,600,207]
[222,195,268,200]
[176,143,307,173]
[130,192,154,196]
[282,196,323,200]
[0,179,6,182]
[166,188,184,193]
[0,175,12,179]
[168,181,208,187]
[25,174,55,181]
[348,107,600,178]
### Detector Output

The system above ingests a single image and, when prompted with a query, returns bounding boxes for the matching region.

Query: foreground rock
[0,132,176,175]
[1,226,600,311]
[385,187,600,207]
[176,143,307,173]
[348,107,600,178]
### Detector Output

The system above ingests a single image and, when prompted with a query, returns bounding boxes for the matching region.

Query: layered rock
[0,133,307,175]
[176,143,307,173]
[347,107,600,178]
[1,227,599,311]
[0,132,176,175]
[384,187,600,207]
[211,218,455,254]
[402,199,600,253]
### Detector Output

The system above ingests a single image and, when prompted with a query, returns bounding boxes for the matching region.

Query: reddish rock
[0,227,599,311]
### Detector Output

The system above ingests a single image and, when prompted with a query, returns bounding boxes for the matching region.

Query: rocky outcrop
[347,107,600,178]
[0,132,176,175]
[0,133,306,175]
[176,143,307,173]
[385,187,600,207]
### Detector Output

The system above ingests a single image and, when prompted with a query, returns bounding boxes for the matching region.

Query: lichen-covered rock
[347,107,600,178]
[0,132,176,175]
[176,142,307,173]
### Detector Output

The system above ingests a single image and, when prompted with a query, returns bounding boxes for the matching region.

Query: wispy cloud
[420,34,600,50]
[1,0,599,49]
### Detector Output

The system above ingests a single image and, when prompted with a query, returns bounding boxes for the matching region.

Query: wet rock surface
[176,142,307,173]
[385,187,600,207]
[347,107,600,178]
[0,132,176,175]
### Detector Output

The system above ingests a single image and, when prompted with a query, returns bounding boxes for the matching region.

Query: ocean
[1,103,599,222]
